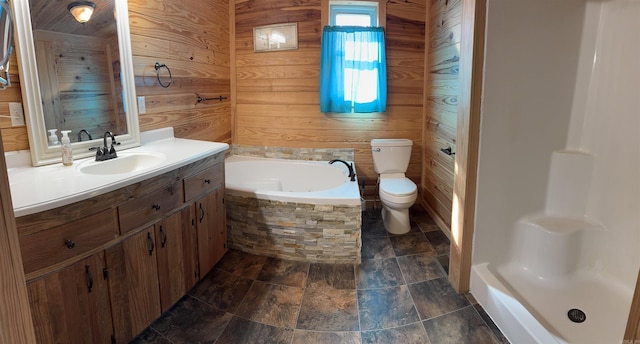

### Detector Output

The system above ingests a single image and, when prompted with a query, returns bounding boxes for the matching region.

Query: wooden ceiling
[29,0,116,38]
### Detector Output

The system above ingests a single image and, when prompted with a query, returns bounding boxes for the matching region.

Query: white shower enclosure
[470,0,640,343]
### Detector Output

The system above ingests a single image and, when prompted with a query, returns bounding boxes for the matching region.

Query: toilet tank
[370,139,413,174]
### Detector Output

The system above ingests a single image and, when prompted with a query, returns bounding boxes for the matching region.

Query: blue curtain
[320,26,387,113]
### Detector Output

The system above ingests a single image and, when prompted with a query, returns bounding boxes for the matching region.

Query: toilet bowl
[379,175,417,234]
[370,139,417,234]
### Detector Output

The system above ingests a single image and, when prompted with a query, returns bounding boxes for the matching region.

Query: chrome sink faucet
[96,131,118,161]
[329,159,356,181]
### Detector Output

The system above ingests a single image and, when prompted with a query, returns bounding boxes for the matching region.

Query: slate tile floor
[132,206,510,344]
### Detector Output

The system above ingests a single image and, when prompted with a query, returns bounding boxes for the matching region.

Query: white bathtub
[224,155,362,263]
[225,155,361,205]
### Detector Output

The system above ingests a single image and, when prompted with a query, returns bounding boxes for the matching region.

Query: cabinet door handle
[199,203,205,223]
[65,239,76,249]
[159,225,167,248]
[147,232,155,256]
[152,204,161,211]
[204,178,211,184]
[85,265,93,293]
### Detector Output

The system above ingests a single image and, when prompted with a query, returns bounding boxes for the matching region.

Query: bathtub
[224,155,362,263]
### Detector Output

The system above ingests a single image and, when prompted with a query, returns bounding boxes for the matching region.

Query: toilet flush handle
[372,148,381,152]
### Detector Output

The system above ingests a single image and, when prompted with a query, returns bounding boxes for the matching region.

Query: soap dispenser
[60,130,73,166]
[48,129,59,146]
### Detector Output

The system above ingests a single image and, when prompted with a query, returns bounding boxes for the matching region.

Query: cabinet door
[27,252,113,344]
[106,227,160,344]
[196,187,226,276]
[156,206,198,312]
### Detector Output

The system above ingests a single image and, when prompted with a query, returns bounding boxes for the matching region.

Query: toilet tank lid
[370,139,413,147]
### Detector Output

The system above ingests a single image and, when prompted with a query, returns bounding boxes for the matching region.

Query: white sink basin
[76,151,166,175]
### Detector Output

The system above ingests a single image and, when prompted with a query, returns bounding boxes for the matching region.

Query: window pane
[335,13,372,26]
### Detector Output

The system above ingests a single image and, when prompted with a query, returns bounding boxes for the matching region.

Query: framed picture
[253,23,298,52]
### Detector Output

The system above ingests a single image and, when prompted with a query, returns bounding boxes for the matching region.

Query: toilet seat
[379,178,417,206]
[379,178,417,197]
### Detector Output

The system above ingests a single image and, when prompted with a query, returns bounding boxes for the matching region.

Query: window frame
[322,0,386,28]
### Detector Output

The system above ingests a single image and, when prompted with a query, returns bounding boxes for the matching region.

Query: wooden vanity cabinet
[27,252,113,344]
[195,187,226,276]
[155,206,199,312]
[184,159,226,277]
[17,152,226,343]
[106,226,161,344]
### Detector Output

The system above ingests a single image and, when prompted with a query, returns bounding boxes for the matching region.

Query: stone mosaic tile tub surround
[226,195,362,264]
[231,144,354,162]
[226,145,360,263]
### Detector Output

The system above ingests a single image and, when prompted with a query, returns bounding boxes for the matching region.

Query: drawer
[118,181,183,234]
[20,209,118,275]
[184,161,223,202]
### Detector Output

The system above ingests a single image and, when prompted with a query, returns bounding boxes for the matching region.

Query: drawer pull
[199,203,205,223]
[147,232,155,256]
[151,204,161,211]
[204,179,211,184]
[85,265,93,293]
[159,225,167,248]
[65,239,76,249]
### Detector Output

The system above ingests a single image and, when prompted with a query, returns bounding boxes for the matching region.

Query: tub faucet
[77,129,92,142]
[96,131,118,161]
[329,159,356,182]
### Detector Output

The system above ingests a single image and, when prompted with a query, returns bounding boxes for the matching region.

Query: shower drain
[568,308,586,323]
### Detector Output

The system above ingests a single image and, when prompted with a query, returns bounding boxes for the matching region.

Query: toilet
[370,139,418,234]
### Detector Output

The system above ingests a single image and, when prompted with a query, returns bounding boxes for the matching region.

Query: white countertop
[7,128,229,217]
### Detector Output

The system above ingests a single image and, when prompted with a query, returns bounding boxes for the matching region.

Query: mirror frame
[12,0,140,166]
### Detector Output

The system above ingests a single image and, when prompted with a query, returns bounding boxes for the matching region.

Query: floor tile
[361,236,395,259]
[234,280,304,328]
[389,232,435,256]
[437,255,450,275]
[361,215,387,238]
[129,328,172,344]
[361,322,431,344]
[423,306,500,344]
[292,330,361,344]
[215,249,269,279]
[296,281,359,331]
[358,285,420,330]
[216,316,294,344]
[257,257,309,288]
[357,258,404,289]
[307,263,355,289]
[409,277,470,320]
[397,252,444,284]
[151,295,233,343]
[425,230,451,256]
[188,269,253,313]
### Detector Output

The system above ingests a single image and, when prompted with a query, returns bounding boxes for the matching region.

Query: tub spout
[329,159,356,182]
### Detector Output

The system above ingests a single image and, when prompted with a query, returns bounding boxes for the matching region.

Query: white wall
[473,0,587,265]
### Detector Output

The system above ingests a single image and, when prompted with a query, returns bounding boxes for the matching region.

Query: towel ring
[154,62,172,88]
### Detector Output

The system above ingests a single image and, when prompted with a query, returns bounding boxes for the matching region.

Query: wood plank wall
[0,0,232,154]
[128,0,231,142]
[422,0,461,231]
[233,0,426,196]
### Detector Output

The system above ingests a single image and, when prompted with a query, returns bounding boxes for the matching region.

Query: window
[320,2,387,113]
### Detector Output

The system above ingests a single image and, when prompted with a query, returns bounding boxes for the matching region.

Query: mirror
[12,0,139,166]
[0,0,13,89]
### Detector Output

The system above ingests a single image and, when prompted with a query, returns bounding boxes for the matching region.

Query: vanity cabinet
[106,226,161,343]
[184,160,226,277]
[16,152,226,344]
[27,252,113,344]
[155,206,199,312]
[195,187,226,276]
